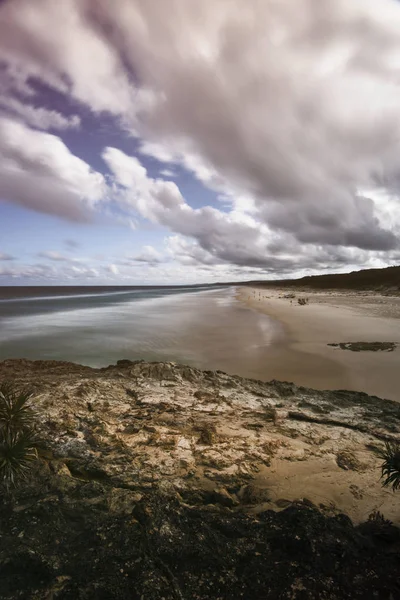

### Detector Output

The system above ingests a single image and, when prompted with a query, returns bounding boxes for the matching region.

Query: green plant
[0,382,36,435]
[0,429,38,487]
[0,382,38,487]
[378,441,400,491]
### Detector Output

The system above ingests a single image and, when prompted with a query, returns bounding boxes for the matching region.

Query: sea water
[0,286,282,380]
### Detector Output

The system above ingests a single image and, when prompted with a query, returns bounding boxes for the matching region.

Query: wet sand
[238,287,400,401]
[0,287,282,380]
[3,285,400,400]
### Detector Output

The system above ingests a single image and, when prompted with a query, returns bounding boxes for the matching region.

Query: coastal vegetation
[0,383,38,488]
[379,440,400,491]
[244,264,400,292]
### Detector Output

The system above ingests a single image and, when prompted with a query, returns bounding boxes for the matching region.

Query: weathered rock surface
[0,358,400,599]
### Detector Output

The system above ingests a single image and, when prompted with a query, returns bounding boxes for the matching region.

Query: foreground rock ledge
[0,358,399,599]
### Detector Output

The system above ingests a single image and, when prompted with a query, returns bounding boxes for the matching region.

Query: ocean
[0,286,283,380]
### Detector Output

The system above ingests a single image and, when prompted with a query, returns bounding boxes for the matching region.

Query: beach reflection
[0,288,282,380]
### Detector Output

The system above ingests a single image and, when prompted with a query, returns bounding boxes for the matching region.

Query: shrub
[378,441,400,491]
[0,382,36,435]
[0,429,38,487]
[0,382,38,488]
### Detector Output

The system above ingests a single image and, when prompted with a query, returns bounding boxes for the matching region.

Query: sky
[1,0,400,285]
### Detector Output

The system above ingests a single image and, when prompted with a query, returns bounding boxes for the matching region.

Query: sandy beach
[238,287,400,402]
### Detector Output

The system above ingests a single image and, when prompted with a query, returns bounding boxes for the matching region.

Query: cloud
[0,258,115,283]
[0,263,57,280]
[0,117,106,220]
[96,0,400,251]
[38,250,81,262]
[2,0,400,276]
[0,252,14,261]
[139,141,230,197]
[69,265,98,278]
[0,96,81,130]
[64,239,80,249]
[159,168,176,178]
[0,0,136,117]
[166,236,218,267]
[104,147,374,273]
[119,245,164,267]
[133,245,163,264]
[108,264,119,275]
[103,147,279,269]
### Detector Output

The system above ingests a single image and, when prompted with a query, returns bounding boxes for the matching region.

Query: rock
[116,359,135,367]
[269,380,297,397]
[238,484,270,505]
[211,486,238,507]
[195,422,217,445]
[336,450,364,471]
[2,484,399,599]
[0,358,400,597]
[328,341,397,352]
[275,498,293,508]
[126,388,138,400]
[244,422,264,430]
[263,407,278,421]
[123,423,141,434]
[50,462,72,478]
[301,497,317,508]
[108,489,142,515]
[193,389,224,403]
[65,459,110,482]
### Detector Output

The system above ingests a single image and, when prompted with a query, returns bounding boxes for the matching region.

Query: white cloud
[0,117,106,220]
[119,245,164,267]
[0,252,14,261]
[70,265,98,278]
[133,245,163,264]
[0,0,135,117]
[2,0,400,277]
[0,263,57,280]
[98,0,400,250]
[159,168,176,178]
[38,250,81,262]
[139,141,229,196]
[108,264,119,274]
[0,96,81,130]
[166,235,219,267]
[104,147,360,273]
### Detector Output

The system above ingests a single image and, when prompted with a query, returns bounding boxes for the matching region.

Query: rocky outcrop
[0,359,400,599]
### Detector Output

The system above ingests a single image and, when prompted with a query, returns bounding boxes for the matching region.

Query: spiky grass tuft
[0,382,38,487]
[0,429,38,487]
[0,382,36,435]
[378,441,400,491]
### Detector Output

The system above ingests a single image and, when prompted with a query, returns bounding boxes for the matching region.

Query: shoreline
[237,286,400,402]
